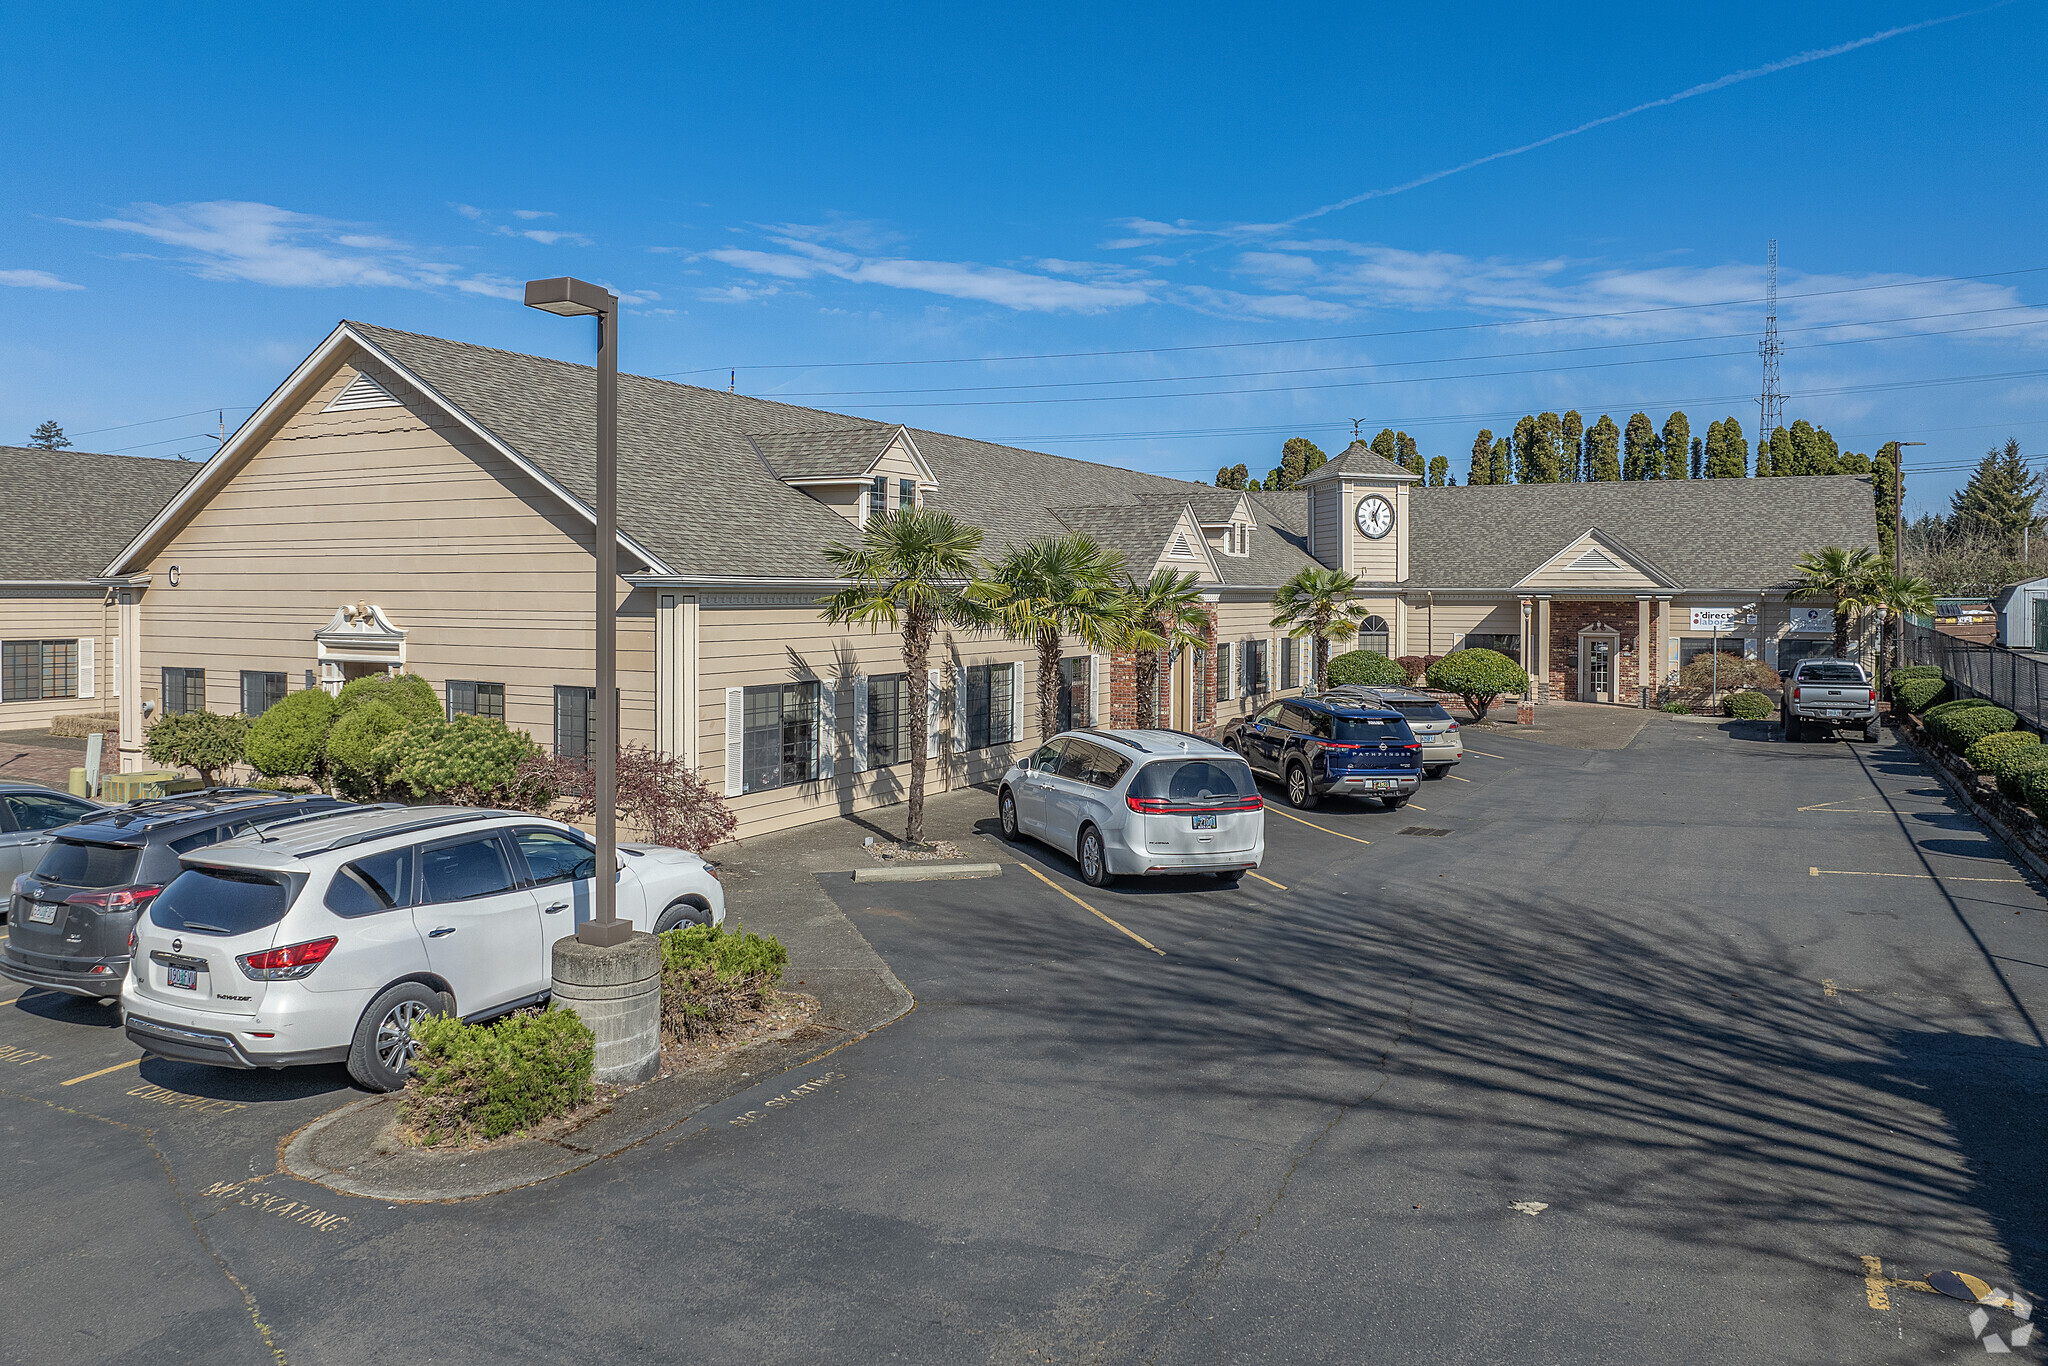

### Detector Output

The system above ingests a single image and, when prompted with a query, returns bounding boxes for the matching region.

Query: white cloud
[452,203,486,221]
[0,268,83,290]
[701,235,1152,313]
[513,229,593,247]
[512,209,555,220]
[65,200,523,299]
[1176,285,1351,321]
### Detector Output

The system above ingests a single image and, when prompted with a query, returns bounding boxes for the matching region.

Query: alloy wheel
[375,999,431,1072]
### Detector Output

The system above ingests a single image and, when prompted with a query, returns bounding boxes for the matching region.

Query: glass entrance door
[1584,638,1613,703]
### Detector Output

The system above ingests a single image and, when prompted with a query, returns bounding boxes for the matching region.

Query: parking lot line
[1017,862,1166,956]
[1446,773,1473,782]
[1265,807,1371,846]
[1247,871,1287,890]
[60,1058,140,1087]
[1464,749,1509,760]
[1809,868,2027,884]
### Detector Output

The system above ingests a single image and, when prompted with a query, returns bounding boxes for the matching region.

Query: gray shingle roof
[1,446,195,581]
[1298,441,1418,485]
[1048,503,1197,576]
[747,428,897,481]
[1405,476,1879,590]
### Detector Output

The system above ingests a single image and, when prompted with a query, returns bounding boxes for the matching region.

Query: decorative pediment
[315,601,408,663]
[1517,528,1678,591]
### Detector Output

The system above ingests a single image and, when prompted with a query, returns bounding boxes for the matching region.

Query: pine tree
[1690,436,1704,480]
[1784,420,1839,477]
[1561,410,1584,482]
[1623,413,1657,480]
[1703,420,1745,478]
[1873,441,1902,564]
[28,420,69,451]
[1490,437,1511,485]
[1469,430,1495,485]
[1525,412,1562,483]
[1396,431,1423,476]
[1370,428,1400,468]
[1949,438,2043,553]
[1512,415,1538,483]
[1837,447,1872,476]
[1586,415,1621,481]
[1427,455,1448,486]
[1755,430,1776,477]
[1215,464,1249,489]
[1287,437,1328,480]
[1659,411,1691,480]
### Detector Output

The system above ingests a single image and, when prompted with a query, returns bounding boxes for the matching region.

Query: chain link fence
[1901,621,2048,730]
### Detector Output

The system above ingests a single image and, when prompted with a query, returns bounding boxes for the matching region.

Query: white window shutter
[109,636,120,697]
[951,664,967,752]
[1087,653,1100,725]
[77,638,94,699]
[816,681,836,780]
[851,674,869,772]
[1217,643,1232,701]
[724,688,744,797]
[926,667,941,757]
[1008,662,1021,744]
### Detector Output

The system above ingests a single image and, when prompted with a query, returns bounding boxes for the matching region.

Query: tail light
[63,885,163,911]
[127,927,138,954]
[1867,689,1876,703]
[1447,722,1460,732]
[1126,795,1263,814]
[236,936,338,981]
[1793,687,1802,701]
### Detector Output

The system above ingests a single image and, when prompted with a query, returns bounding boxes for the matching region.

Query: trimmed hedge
[1424,648,1530,721]
[1928,705,2016,752]
[400,1006,595,1145]
[1966,729,2040,773]
[1891,664,1943,685]
[143,710,250,785]
[335,671,442,726]
[1997,746,2048,802]
[324,700,410,800]
[1722,690,1773,720]
[1661,701,1691,714]
[1923,696,1996,723]
[1326,650,1408,688]
[245,687,337,781]
[1893,675,1950,713]
[380,713,543,804]
[2020,763,2048,817]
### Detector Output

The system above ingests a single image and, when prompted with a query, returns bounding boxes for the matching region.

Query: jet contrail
[1284,7,2003,227]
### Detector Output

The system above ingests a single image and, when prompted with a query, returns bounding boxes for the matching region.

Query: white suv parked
[122,806,724,1091]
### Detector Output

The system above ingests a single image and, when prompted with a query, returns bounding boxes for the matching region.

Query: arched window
[1360,615,1391,657]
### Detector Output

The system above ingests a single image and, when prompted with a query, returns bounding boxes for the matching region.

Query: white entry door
[1581,635,1616,704]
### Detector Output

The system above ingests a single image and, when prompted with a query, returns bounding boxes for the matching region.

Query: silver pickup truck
[1780,658,1879,742]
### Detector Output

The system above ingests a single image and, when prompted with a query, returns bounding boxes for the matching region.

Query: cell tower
[1757,239,1785,450]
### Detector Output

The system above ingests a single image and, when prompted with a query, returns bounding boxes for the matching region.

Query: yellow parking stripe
[1017,862,1165,956]
[1809,868,2026,883]
[60,1057,140,1086]
[1446,773,1473,782]
[1266,807,1370,846]
[1246,871,1288,890]
[1465,749,1509,760]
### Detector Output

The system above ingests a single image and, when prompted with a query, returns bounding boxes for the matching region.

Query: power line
[71,405,254,439]
[655,265,2048,376]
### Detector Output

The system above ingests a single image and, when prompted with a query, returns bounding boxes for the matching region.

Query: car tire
[1078,825,1114,888]
[1286,763,1319,810]
[1382,795,1409,811]
[347,981,446,1093]
[1863,718,1881,742]
[1424,764,1449,780]
[999,787,1021,841]
[654,898,712,934]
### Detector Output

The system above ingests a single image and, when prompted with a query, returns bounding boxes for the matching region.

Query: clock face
[1355,494,1395,539]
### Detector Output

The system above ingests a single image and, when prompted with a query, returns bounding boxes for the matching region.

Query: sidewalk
[1462,699,1655,751]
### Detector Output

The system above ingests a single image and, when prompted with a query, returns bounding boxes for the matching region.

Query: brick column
[1535,597,1552,702]
[1655,596,1672,690]
[1636,596,1652,705]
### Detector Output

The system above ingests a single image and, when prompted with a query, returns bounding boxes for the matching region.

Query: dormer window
[869,476,887,521]
[900,478,916,510]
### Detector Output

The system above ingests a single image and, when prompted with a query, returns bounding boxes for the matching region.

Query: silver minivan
[1326,685,1464,777]
[997,729,1265,888]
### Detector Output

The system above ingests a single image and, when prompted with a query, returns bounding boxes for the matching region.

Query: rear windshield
[1332,716,1417,745]
[1797,663,1867,683]
[34,839,141,889]
[1382,700,1451,722]
[1129,758,1257,803]
[150,867,296,937]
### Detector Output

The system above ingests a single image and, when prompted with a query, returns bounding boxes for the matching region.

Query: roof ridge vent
[1169,531,1194,558]
[324,371,402,413]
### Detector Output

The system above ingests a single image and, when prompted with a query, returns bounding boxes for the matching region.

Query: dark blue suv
[1221,697,1423,810]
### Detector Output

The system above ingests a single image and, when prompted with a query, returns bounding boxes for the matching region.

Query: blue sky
[3,1,2044,512]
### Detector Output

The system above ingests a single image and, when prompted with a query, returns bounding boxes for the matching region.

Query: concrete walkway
[1457,698,1657,751]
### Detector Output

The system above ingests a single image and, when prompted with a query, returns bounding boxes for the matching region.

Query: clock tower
[1298,439,1419,583]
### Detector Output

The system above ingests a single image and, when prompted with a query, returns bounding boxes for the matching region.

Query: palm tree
[984,533,1129,742]
[1790,545,1883,658]
[820,507,993,846]
[1123,569,1210,729]
[1269,566,1368,691]
[1867,569,1936,682]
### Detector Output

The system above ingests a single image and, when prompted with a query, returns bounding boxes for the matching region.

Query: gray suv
[1780,659,1879,742]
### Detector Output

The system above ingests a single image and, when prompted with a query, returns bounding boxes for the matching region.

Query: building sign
[1690,608,1740,631]
[1786,607,1835,635]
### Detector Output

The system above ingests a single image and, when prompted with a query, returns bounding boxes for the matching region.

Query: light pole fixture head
[524,276,615,317]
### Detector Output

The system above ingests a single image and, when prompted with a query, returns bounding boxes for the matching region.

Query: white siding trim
[1218,642,1233,701]
[724,687,744,798]
[951,664,967,753]
[926,667,941,758]
[1008,661,1022,743]
[816,680,837,780]
[852,673,870,773]
[109,635,119,698]
[77,637,94,700]
[1087,653,1100,725]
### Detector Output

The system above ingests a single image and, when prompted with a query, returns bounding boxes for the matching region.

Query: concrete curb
[1891,722,2048,887]
[851,861,1002,883]
[282,961,915,1203]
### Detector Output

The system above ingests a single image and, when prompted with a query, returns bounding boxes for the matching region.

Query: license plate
[1191,814,1218,830]
[167,965,199,990]
[26,902,57,924]
[1371,780,1398,790]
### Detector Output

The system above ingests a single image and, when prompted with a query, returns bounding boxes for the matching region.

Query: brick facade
[1102,604,1221,731]
[1547,600,1650,702]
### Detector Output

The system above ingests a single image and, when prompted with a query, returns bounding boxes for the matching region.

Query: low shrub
[1891,664,1943,685]
[1676,652,1780,699]
[245,687,337,783]
[1929,705,2016,752]
[1393,654,1441,686]
[1661,701,1691,714]
[1966,729,2039,773]
[1893,675,1950,713]
[658,920,789,1042]
[1326,650,1407,688]
[2020,763,2048,817]
[400,1006,595,1145]
[49,712,119,739]
[381,714,545,805]
[335,672,442,726]
[1424,649,1530,721]
[324,700,411,800]
[142,710,249,785]
[1922,696,1995,723]
[1721,690,1773,720]
[1997,747,2048,802]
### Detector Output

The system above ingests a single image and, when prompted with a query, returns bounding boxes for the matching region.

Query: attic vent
[324,372,402,413]
[1569,545,1623,571]
[1169,531,1195,558]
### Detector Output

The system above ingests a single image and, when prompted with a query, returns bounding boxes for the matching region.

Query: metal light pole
[525,277,629,947]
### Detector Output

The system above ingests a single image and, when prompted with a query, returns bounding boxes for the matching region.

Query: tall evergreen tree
[1427,455,1449,486]
[1755,429,1777,477]
[1623,412,1658,480]
[1561,410,1585,483]
[1215,463,1249,489]
[1873,441,1902,565]
[1490,437,1511,485]
[1586,415,1621,481]
[1784,420,1839,477]
[1396,431,1423,476]
[1718,416,1749,477]
[1690,436,1704,479]
[1287,437,1328,480]
[1469,430,1495,485]
[1511,415,1539,483]
[27,421,68,451]
[1949,438,2043,553]
[1525,412,1562,483]
[1659,411,1692,480]
[1837,447,1872,476]
[1703,420,1744,478]
[1370,428,1400,467]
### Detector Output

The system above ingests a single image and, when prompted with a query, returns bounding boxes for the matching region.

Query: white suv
[997,729,1265,887]
[122,806,724,1091]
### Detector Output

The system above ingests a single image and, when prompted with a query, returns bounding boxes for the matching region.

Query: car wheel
[1286,763,1319,810]
[999,788,1020,840]
[347,981,445,1093]
[1078,826,1114,888]
[1424,764,1449,780]
[1863,719,1881,742]
[1382,794,1409,811]
[654,898,712,934]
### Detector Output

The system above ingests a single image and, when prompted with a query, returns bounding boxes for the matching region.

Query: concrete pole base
[550,932,661,1086]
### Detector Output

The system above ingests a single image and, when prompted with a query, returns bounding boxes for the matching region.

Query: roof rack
[1079,729,1151,754]
[242,801,395,841]
[288,809,494,859]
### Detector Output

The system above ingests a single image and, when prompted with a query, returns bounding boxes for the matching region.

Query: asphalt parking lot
[4,714,2045,1364]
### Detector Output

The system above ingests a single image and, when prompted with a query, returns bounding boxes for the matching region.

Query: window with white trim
[868,477,888,521]
[742,682,820,792]
[161,666,204,715]
[963,663,1015,749]
[867,674,910,766]
[3,640,78,702]
[240,671,287,717]
[447,680,506,721]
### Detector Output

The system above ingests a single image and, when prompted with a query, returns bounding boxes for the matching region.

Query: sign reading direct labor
[1690,608,1748,631]
[1786,606,1835,635]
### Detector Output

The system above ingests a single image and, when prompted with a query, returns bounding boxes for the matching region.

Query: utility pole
[1757,240,1785,458]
